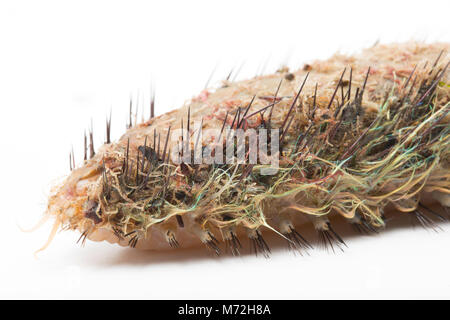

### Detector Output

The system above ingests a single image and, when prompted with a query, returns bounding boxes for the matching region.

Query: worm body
[44,42,450,255]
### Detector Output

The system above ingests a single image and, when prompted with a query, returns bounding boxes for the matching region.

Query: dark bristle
[258,55,270,76]
[318,230,336,253]
[347,67,352,101]
[359,67,371,101]
[238,95,256,128]
[226,67,234,81]
[89,124,95,159]
[161,126,171,164]
[69,147,75,171]
[419,203,446,222]
[285,226,312,252]
[84,200,102,224]
[239,164,254,182]
[180,119,184,157]
[226,108,241,142]
[135,90,139,126]
[231,61,245,82]
[250,230,271,258]
[141,136,147,171]
[429,49,445,74]
[150,86,155,119]
[76,230,89,246]
[128,234,139,248]
[415,61,449,106]
[293,122,313,154]
[66,46,450,260]
[205,240,220,256]
[310,83,318,119]
[339,115,379,160]
[225,231,242,256]
[180,162,190,177]
[177,141,182,162]
[176,214,184,228]
[411,209,442,232]
[126,137,130,168]
[205,231,220,256]
[229,107,240,130]
[403,65,417,89]
[204,64,218,89]
[327,68,346,110]
[128,97,133,129]
[318,222,346,253]
[72,147,75,169]
[244,101,278,122]
[268,79,283,127]
[279,112,295,145]
[106,111,112,144]
[218,111,229,142]
[328,115,343,141]
[135,147,140,184]
[281,72,309,134]
[101,160,110,198]
[83,131,87,161]
[167,231,179,248]
[208,231,219,244]
[333,94,347,118]
[112,227,124,240]
[187,105,191,135]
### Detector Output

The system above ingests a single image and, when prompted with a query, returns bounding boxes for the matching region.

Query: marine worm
[40,42,449,256]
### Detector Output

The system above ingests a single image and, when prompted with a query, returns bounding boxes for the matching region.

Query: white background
[1,0,450,299]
